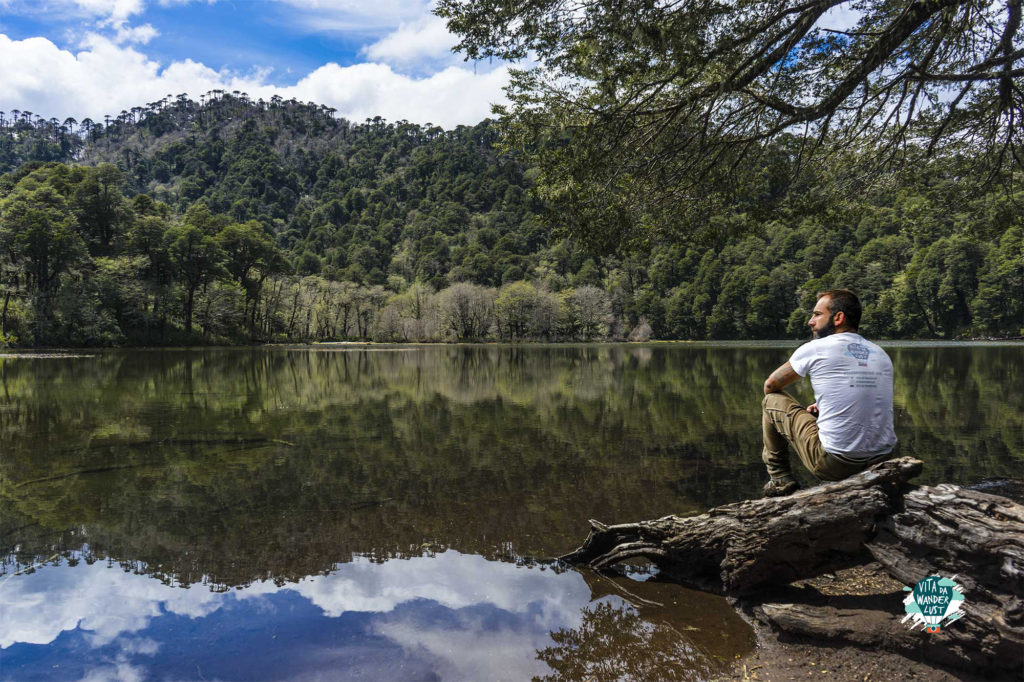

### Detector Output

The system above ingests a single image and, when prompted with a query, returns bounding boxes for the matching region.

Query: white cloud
[274,0,433,33]
[113,22,159,44]
[0,33,508,127]
[70,0,145,22]
[118,636,161,655]
[271,62,510,126]
[302,552,593,682]
[0,0,143,30]
[293,552,587,623]
[78,660,149,682]
[0,559,225,647]
[362,14,457,65]
[0,551,588,652]
[80,22,159,48]
[376,619,553,682]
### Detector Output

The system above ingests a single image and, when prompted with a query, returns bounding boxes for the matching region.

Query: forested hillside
[0,92,1021,346]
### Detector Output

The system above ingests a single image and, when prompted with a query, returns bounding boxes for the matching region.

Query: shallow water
[1,343,1021,680]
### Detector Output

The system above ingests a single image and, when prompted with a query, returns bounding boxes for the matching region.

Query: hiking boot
[763,477,800,497]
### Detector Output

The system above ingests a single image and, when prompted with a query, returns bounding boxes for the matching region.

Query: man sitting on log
[760,289,897,497]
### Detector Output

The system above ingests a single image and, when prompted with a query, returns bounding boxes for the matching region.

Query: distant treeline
[0,92,1021,346]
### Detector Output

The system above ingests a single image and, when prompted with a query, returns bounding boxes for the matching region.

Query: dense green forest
[0,92,1021,346]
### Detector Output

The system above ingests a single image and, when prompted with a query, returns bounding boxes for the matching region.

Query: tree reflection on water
[535,567,752,681]
[537,601,713,682]
[1,343,1021,587]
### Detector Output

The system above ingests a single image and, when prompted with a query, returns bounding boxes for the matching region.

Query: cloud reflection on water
[0,551,593,681]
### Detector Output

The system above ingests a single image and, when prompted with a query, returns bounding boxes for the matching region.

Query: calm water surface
[1,343,1021,680]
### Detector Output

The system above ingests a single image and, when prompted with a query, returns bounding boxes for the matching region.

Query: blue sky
[0,0,511,127]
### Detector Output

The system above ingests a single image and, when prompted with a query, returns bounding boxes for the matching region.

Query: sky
[0,0,512,128]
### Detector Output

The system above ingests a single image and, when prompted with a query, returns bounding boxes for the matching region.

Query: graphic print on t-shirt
[846,343,870,366]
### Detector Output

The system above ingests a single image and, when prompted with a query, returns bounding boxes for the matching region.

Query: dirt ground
[725,634,977,681]
[721,564,983,682]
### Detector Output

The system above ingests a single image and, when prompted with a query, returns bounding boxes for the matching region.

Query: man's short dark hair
[817,289,861,330]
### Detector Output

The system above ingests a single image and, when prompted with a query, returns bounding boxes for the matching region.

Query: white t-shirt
[788,332,897,460]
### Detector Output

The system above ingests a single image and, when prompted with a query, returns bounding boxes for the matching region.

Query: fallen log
[560,457,1024,677]
[561,457,922,594]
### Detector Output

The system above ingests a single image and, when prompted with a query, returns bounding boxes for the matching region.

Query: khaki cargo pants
[762,392,867,482]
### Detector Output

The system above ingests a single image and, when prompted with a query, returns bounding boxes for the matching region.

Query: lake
[1,343,1022,680]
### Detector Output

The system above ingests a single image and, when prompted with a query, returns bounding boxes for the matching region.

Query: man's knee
[762,392,792,411]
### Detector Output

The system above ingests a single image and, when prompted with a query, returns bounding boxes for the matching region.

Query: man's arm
[764,361,800,395]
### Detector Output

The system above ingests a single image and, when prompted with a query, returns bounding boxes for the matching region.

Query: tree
[972,226,1024,335]
[92,255,150,342]
[73,164,131,256]
[438,0,1024,251]
[569,285,612,339]
[383,280,438,340]
[353,284,388,338]
[0,177,86,340]
[166,223,224,334]
[217,220,286,334]
[439,281,494,340]
[494,280,540,339]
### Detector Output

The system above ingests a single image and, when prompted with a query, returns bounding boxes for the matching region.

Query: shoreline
[2,336,1024,354]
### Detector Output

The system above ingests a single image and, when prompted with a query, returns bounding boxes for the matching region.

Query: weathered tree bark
[863,483,1024,673]
[561,457,923,594]
[561,458,1024,677]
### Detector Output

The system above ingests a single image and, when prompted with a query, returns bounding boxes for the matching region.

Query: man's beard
[813,315,837,339]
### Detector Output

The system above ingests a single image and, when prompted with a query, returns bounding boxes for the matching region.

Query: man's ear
[834,310,846,327]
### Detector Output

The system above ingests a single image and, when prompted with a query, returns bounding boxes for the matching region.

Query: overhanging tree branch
[439,0,1024,250]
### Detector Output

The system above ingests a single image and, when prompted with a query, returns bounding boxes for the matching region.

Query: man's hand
[764,362,799,395]
[807,403,819,417]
